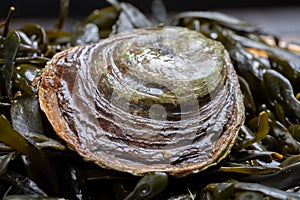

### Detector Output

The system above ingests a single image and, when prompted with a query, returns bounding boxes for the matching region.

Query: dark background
[1,0,300,38]
[1,0,300,18]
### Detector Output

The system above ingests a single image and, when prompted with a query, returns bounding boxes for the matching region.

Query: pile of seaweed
[0,0,300,199]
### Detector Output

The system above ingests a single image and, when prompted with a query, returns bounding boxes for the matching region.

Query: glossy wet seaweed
[0,0,300,199]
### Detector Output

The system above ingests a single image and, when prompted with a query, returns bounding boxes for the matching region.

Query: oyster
[39,26,244,176]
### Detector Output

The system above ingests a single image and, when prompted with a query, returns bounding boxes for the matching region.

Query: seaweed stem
[55,0,70,30]
[3,6,15,37]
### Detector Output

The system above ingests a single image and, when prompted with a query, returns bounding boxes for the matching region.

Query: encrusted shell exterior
[39,26,245,176]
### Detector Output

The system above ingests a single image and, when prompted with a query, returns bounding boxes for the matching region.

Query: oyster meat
[39,26,245,176]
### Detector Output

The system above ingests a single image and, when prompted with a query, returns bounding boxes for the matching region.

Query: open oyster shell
[39,26,245,176]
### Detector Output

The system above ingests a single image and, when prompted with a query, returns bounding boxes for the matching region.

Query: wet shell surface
[39,26,245,176]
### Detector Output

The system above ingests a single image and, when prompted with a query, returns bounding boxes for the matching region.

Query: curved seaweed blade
[54,0,70,30]
[3,196,64,200]
[0,152,15,176]
[111,2,152,35]
[124,172,168,200]
[10,96,43,136]
[172,11,259,32]
[241,162,300,190]
[0,114,58,195]
[205,181,300,199]
[225,32,300,92]
[10,95,65,150]
[263,69,300,123]
[239,111,269,149]
[1,171,47,197]
[2,31,20,98]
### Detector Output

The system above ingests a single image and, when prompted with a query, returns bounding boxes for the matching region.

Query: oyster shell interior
[39,26,244,176]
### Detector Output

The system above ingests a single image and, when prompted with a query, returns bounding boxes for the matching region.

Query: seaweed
[1,0,300,199]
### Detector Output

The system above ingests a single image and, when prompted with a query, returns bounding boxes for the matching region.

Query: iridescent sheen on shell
[39,26,245,176]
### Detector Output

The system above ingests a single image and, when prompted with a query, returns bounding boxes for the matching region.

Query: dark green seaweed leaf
[269,53,300,93]
[20,24,47,52]
[83,6,119,31]
[111,2,152,35]
[124,172,168,200]
[235,192,264,200]
[10,95,65,150]
[10,96,43,136]
[1,1,300,199]
[3,195,65,200]
[0,114,58,195]
[0,142,14,151]
[2,31,20,98]
[226,32,300,92]
[269,120,300,154]
[205,181,300,199]
[2,7,15,37]
[220,164,280,175]
[0,57,50,66]
[54,0,70,30]
[12,64,42,94]
[238,76,256,116]
[263,69,300,123]
[289,125,300,142]
[172,11,259,32]
[1,171,47,197]
[239,111,269,149]
[0,152,15,176]
[235,125,266,151]
[241,162,300,190]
